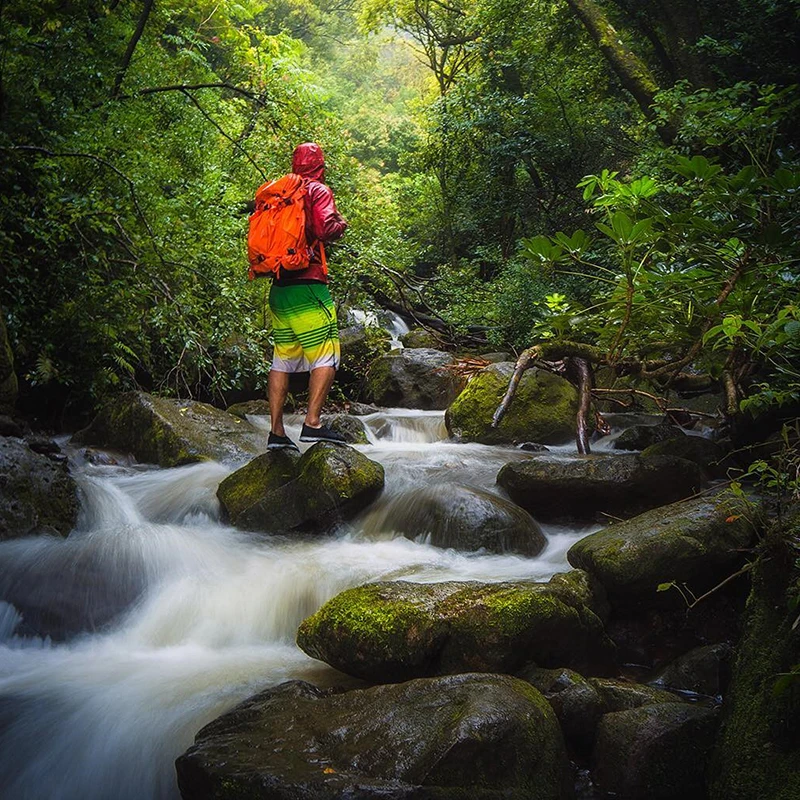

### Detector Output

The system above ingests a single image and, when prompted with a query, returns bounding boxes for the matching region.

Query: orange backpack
[247,173,314,279]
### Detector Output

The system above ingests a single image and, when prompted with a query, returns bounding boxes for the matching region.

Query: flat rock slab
[446,363,577,445]
[176,674,568,800]
[73,391,263,467]
[496,453,706,522]
[217,443,384,534]
[296,574,615,682]
[0,436,78,540]
[567,492,755,602]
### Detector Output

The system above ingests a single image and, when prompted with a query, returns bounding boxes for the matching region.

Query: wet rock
[176,674,569,800]
[364,348,465,409]
[338,325,392,394]
[225,399,269,419]
[400,328,442,349]
[445,363,577,445]
[0,436,79,540]
[588,678,677,711]
[497,453,706,522]
[567,492,756,603]
[612,421,679,450]
[649,643,734,697]
[320,412,370,444]
[360,483,546,556]
[0,415,24,438]
[348,401,380,416]
[296,576,616,682]
[24,435,61,457]
[217,443,384,534]
[641,434,730,477]
[592,703,720,800]
[479,351,512,363]
[548,569,611,624]
[72,391,264,467]
[518,442,550,452]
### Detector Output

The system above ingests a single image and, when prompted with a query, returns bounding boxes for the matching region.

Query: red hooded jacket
[276,143,347,284]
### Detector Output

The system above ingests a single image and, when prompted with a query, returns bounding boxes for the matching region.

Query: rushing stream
[0,409,600,800]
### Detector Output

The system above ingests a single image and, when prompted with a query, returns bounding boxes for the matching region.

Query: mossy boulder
[0,308,17,408]
[401,328,443,349]
[320,412,370,444]
[496,453,706,522]
[588,678,677,711]
[73,391,264,467]
[649,643,733,698]
[592,703,720,800]
[296,574,616,682]
[360,483,547,556]
[641,434,731,477]
[445,363,577,445]
[176,674,569,800]
[338,325,393,394]
[709,513,800,800]
[217,443,384,533]
[0,437,79,540]
[225,399,269,419]
[567,492,756,603]
[363,348,465,409]
[612,420,683,450]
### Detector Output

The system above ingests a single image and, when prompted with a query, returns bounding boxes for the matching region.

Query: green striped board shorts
[268,282,341,372]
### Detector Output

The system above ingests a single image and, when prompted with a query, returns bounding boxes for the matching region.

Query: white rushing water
[0,409,598,800]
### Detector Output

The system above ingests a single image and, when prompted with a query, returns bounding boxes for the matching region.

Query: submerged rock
[296,575,616,682]
[496,453,705,522]
[176,674,569,800]
[73,391,264,467]
[592,703,720,800]
[217,443,384,533]
[567,492,756,603]
[0,436,78,540]
[360,483,546,556]
[363,348,465,409]
[445,362,577,445]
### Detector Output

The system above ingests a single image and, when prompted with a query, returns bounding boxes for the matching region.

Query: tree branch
[110,0,155,99]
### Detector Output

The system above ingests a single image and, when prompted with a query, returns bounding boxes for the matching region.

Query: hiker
[265,142,349,451]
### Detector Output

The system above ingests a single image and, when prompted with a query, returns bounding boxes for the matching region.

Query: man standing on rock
[266,142,348,451]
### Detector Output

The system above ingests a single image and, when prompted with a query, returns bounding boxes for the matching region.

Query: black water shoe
[267,431,300,451]
[299,423,347,444]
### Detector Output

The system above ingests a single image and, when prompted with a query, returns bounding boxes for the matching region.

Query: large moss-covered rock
[296,575,616,682]
[0,309,17,409]
[497,453,706,522]
[364,348,465,409]
[612,421,679,450]
[709,513,800,800]
[445,363,577,445]
[73,391,264,467]
[337,324,392,394]
[567,492,756,603]
[320,412,370,444]
[641,434,730,477]
[592,703,720,799]
[225,399,269,419]
[360,483,547,556]
[0,437,78,540]
[401,328,443,349]
[176,674,569,800]
[217,443,384,533]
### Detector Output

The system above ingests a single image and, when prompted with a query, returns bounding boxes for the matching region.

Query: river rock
[401,328,442,349]
[348,401,380,415]
[648,643,733,697]
[72,391,264,467]
[567,492,756,603]
[0,436,78,540]
[588,678,677,711]
[592,703,720,799]
[176,674,569,800]
[445,363,577,445]
[296,575,616,682]
[641,434,730,477]
[363,348,465,409]
[612,420,678,450]
[320,412,370,444]
[360,483,547,556]
[496,453,706,522]
[217,443,384,533]
[338,325,392,394]
[225,399,269,419]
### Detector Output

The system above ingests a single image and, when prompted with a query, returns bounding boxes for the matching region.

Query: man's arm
[306,182,347,243]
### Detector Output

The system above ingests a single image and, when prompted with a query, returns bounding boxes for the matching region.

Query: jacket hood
[292,142,325,182]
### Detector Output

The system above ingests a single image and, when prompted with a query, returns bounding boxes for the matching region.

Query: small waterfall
[360,408,448,443]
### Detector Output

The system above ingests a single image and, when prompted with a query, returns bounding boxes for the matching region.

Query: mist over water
[0,409,599,800]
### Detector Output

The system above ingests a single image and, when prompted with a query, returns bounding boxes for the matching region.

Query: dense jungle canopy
[1,0,798,435]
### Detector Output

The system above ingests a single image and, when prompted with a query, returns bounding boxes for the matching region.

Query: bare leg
[305,366,336,428]
[268,370,290,436]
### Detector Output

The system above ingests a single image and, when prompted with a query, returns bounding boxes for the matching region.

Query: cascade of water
[0,407,599,799]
